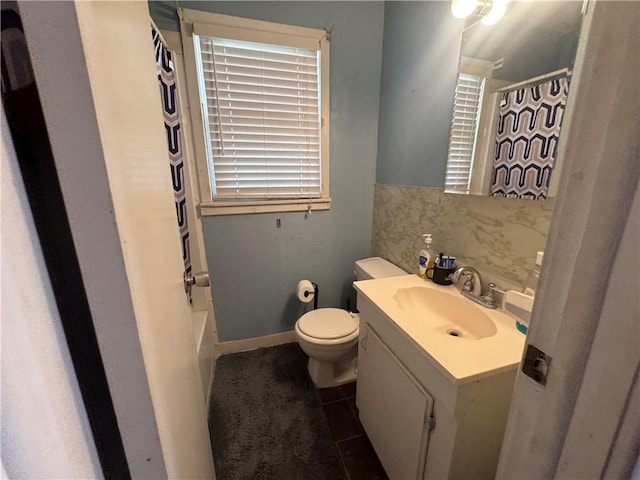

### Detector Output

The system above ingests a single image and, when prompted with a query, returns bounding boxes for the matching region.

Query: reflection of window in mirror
[445,57,508,195]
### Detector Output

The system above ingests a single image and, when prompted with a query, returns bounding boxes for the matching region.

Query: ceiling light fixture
[481,0,508,24]
[451,0,513,25]
[451,0,479,19]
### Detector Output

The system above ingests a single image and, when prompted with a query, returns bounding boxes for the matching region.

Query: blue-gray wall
[149,2,384,341]
[375,1,462,186]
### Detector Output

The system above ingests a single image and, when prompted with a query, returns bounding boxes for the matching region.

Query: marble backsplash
[371,184,555,288]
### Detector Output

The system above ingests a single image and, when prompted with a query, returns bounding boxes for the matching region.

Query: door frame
[1,56,131,480]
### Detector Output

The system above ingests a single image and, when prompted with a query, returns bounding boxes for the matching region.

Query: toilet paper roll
[297,280,315,303]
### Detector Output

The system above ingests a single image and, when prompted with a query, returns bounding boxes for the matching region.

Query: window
[180,10,330,215]
[445,72,485,194]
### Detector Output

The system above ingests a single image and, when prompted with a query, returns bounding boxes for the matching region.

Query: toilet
[295,257,408,388]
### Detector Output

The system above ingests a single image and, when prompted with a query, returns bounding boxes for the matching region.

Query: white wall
[1,108,102,479]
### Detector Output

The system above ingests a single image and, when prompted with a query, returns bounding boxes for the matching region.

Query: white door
[73,3,215,477]
[21,1,215,478]
[496,2,639,478]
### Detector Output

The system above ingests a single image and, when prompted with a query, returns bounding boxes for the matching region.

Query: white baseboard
[214,330,297,357]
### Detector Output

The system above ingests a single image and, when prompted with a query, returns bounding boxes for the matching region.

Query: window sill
[199,198,331,216]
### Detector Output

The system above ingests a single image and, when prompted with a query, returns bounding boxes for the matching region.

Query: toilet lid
[298,308,357,339]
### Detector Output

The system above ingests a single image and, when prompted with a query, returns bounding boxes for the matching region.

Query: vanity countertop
[354,274,526,384]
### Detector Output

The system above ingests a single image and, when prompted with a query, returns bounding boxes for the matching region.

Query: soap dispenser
[523,251,544,296]
[418,233,434,279]
[505,251,544,334]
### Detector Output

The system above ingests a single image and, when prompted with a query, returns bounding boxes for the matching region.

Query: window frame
[179,9,331,216]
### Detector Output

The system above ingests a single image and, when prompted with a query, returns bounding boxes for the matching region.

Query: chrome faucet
[449,266,497,309]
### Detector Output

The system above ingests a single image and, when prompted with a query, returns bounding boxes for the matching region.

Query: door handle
[360,333,368,352]
[184,271,210,295]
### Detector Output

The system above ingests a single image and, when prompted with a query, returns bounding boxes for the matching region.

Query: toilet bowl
[295,308,359,388]
[295,257,408,388]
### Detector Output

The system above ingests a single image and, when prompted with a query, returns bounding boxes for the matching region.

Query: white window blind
[445,73,485,193]
[194,36,322,200]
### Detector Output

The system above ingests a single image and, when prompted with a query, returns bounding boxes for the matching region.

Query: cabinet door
[357,324,434,480]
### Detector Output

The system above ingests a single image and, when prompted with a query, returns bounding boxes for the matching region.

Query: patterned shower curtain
[152,27,192,278]
[491,77,569,200]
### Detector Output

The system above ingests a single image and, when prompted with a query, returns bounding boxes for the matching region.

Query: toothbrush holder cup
[427,266,456,285]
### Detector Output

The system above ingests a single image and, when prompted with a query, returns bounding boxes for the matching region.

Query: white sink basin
[393,286,497,339]
[354,274,526,383]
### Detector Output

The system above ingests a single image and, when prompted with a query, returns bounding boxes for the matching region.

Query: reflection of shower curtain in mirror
[490,77,569,200]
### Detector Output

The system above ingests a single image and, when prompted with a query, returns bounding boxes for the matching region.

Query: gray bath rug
[209,343,345,480]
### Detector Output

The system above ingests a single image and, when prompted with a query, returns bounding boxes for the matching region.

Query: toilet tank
[354,257,408,280]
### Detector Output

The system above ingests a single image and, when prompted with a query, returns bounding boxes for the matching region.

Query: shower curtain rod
[497,68,571,93]
[151,17,169,49]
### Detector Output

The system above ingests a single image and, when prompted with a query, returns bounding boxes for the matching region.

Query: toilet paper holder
[305,282,319,310]
[298,280,319,310]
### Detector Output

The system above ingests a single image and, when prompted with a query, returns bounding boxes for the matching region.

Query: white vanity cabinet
[356,295,518,480]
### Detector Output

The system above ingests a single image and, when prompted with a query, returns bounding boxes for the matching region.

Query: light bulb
[481,0,507,24]
[451,0,478,19]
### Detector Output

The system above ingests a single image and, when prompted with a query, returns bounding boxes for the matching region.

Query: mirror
[444,1,584,199]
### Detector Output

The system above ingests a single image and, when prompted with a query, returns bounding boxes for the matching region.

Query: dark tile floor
[317,382,388,480]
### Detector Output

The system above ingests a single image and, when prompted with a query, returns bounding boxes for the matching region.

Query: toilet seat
[297,308,357,340]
